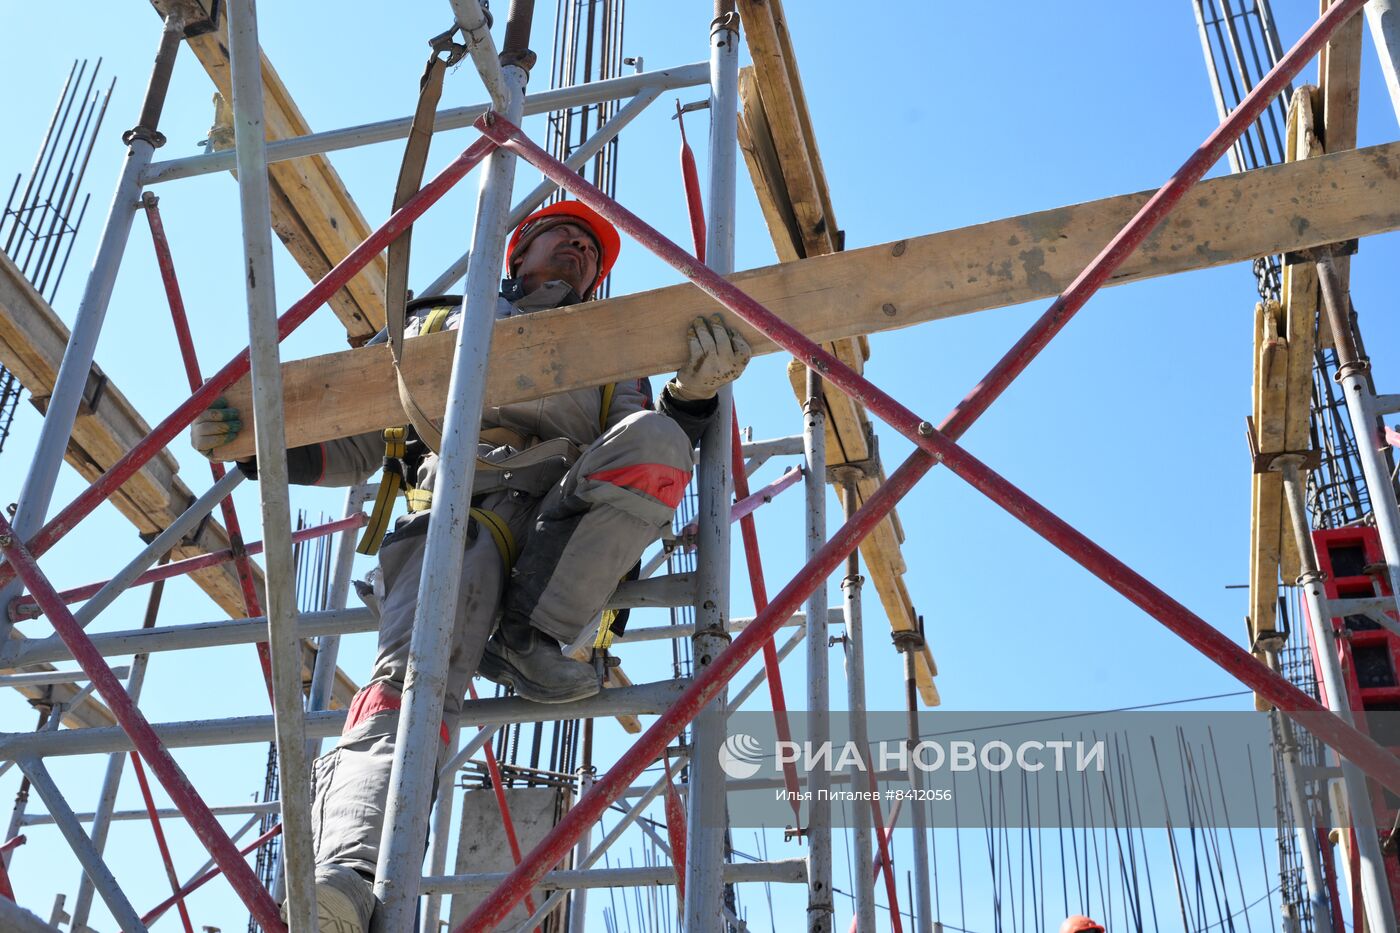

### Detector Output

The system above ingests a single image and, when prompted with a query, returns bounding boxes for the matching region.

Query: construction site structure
[3,1,1400,931]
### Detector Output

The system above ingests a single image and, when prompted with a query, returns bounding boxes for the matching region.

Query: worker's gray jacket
[250,279,715,493]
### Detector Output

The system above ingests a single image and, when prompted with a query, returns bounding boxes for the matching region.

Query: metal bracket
[1246,416,1320,474]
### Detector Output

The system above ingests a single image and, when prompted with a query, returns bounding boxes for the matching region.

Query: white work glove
[667,314,753,402]
[190,398,243,460]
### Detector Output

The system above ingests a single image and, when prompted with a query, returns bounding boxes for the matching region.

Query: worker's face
[513,221,601,296]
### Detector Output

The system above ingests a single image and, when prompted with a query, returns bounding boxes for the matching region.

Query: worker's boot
[282,864,374,933]
[478,612,601,704]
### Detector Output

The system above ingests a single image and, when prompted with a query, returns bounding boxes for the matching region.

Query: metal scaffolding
[2,1,1400,931]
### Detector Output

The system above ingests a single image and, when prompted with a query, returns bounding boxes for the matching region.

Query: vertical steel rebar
[369,38,528,932]
[0,15,182,644]
[804,369,833,933]
[1277,456,1396,933]
[226,1,314,928]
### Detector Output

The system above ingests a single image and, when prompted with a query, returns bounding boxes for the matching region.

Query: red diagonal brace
[0,135,499,594]
[460,4,1383,923]
[0,515,288,932]
[144,193,274,704]
[141,823,283,928]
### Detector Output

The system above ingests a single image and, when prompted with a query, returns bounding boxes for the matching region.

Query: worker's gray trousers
[309,410,693,880]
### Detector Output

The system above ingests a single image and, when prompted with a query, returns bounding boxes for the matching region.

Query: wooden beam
[150,1,386,343]
[220,139,1400,462]
[0,250,359,715]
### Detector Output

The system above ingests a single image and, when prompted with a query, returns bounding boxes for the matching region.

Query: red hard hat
[506,199,621,295]
[1059,917,1104,933]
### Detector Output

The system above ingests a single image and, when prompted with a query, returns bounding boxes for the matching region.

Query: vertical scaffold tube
[226,1,314,928]
[1269,708,1333,929]
[370,60,528,933]
[804,368,833,932]
[1366,0,1400,127]
[838,479,877,931]
[0,14,182,643]
[1277,456,1397,933]
[684,4,739,926]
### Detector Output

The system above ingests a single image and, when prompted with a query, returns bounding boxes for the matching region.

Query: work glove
[190,398,243,460]
[667,314,752,402]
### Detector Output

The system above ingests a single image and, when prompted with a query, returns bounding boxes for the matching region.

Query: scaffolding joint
[1250,419,1321,474]
[890,628,925,654]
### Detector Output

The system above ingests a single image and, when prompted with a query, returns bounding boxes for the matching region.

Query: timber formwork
[3,2,1400,932]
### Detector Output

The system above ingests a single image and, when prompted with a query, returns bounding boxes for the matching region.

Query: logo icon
[719,733,764,779]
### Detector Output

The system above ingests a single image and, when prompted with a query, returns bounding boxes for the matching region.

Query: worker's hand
[668,314,752,402]
[190,399,243,461]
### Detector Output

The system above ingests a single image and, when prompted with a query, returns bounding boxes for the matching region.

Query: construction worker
[1059,915,1105,933]
[191,199,751,931]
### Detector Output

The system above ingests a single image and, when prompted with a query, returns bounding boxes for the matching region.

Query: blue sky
[2,2,1399,931]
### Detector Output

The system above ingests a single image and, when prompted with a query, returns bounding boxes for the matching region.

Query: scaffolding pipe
[804,368,834,933]
[1270,708,1334,929]
[1315,254,1400,622]
[140,62,709,185]
[838,482,876,933]
[4,606,376,668]
[0,516,305,931]
[0,133,498,597]
[1366,0,1400,127]
[305,484,372,758]
[369,57,527,933]
[0,14,183,645]
[69,469,242,629]
[226,0,315,925]
[145,190,274,689]
[16,757,147,933]
[70,561,170,932]
[683,4,739,924]
[1276,456,1396,932]
[7,514,367,622]
[896,633,934,933]
[0,680,686,760]
[0,667,129,688]
[729,624,808,711]
[140,823,283,928]
[566,768,595,933]
[426,857,807,893]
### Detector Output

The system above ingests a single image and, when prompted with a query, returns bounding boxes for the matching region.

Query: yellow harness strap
[599,382,616,434]
[355,307,453,556]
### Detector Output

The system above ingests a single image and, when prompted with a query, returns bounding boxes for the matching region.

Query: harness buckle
[429,25,470,67]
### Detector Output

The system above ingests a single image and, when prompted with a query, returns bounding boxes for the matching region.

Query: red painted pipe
[139,823,283,928]
[456,450,935,930]
[0,515,288,932]
[10,513,368,621]
[729,463,803,524]
[144,194,274,702]
[0,134,499,593]
[936,0,1367,441]
[866,794,903,933]
[676,102,706,265]
[0,834,20,902]
[466,683,541,929]
[730,415,803,822]
[663,768,688,901]
[129,752,196,933]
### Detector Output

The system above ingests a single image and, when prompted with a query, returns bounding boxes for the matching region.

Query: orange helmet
[1060,917,1104,933]
[506,199,621,295]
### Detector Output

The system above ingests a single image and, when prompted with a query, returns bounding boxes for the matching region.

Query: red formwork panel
[1309,526,1400,911]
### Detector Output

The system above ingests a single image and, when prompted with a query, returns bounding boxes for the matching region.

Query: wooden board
[219,139,1400,463]
[1248,299,1288,657]
[0,250,359,716]
[151,0,386,343]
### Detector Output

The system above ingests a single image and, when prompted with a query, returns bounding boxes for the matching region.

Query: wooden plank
[1279,88,1324,582]
[220,139,1400,461]
[152,1,385,342]
[0,250,359,715]
[1319,0,1364,304]
[1249,300,1288,653]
